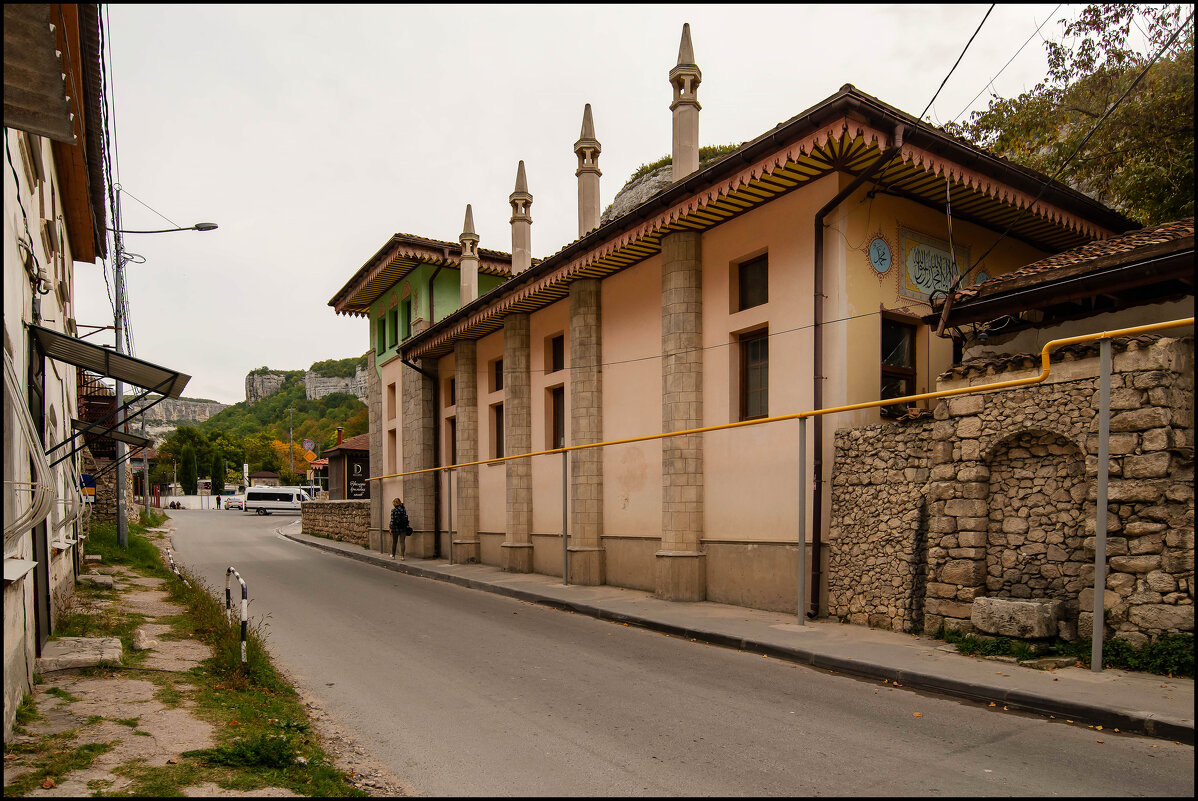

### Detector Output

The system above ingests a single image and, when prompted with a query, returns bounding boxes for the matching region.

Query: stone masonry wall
[830,335,1193,644]
[828,419,932,631]
[300,500,370,546]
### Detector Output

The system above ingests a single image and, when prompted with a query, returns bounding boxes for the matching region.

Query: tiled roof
[937,333,1183,380]
[954,217,1194,303]
[324,432,370,454]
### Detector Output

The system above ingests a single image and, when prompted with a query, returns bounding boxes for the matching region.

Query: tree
[211,453,225,495]
[180,445,198,496]
[944,4,1194,225]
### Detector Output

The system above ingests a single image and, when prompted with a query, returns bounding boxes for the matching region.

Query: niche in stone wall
[985,430,1088,604]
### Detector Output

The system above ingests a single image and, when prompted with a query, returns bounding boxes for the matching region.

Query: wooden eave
[330,234,515,317]
[394,85,1135,361]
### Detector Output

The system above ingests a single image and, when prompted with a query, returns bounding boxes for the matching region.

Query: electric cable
[951,4,1062,123]
[950,8,1195,292]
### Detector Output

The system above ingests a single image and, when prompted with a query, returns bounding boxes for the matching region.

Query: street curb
[280,531,1194,745]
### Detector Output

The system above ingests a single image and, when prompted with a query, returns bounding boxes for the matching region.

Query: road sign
[302,439,315,452]
[81,474,96,504]
[304,450,317,461]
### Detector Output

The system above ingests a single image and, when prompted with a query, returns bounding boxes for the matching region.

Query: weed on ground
[933,625,1194,677]
[3,520,370,798]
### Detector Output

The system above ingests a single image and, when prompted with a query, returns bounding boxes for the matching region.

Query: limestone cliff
[245,371,287,405]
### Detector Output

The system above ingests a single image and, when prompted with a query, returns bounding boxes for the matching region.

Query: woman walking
[389,497,410,560]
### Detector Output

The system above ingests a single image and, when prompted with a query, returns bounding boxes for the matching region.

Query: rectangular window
[386,382,397,420]
[402,298,414,340]
[880,315,917,417]
[446,417,457,464]
[446,377,456,407]
[740,330,769,421]
[549,335,565,373]
[387,429,397,472]
[737,255,768,311]
[549,386,565,449]
[491,358,504,392]
[376,317,386,353]
[493,403,504,458]
[387,307,399,348]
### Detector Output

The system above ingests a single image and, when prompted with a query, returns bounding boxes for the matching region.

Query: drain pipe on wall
[402,356,442,559]
[809,124,904,616]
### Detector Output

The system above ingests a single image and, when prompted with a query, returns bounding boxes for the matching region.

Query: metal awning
[71,419,151,450]
[30,324,190,398]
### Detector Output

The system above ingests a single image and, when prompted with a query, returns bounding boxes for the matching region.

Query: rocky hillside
[123,396,230,445]
[245,355,369,406]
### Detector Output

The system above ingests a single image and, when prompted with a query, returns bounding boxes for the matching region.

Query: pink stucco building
[330,25,1133,615]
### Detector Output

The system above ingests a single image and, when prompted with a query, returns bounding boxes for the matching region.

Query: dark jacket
[390,504,409,533]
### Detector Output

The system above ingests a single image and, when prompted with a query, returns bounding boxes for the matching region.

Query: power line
[952,4,1062,123]
[119,186,181,229]
[953,7,1195,290]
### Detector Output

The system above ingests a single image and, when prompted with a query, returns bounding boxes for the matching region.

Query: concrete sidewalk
[278,524,1194,745]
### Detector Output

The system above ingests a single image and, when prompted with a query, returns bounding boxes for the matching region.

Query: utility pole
[288,407,295,481]
[113,190,129,547]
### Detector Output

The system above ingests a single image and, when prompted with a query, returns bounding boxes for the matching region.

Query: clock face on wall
[869,237,891,273]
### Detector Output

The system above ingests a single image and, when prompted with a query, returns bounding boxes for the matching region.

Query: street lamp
[116,223,218,233]
[111,190,217,546]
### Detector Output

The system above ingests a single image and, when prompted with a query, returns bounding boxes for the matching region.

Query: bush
[185,732,298,769]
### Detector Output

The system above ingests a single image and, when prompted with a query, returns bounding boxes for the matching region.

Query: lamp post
[287,407,295,482]
[111,193,216,546]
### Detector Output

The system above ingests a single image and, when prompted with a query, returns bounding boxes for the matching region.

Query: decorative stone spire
[669,23,701,182]
[459,203,480,305]
[509,160,533,273]
[574,103,602,237]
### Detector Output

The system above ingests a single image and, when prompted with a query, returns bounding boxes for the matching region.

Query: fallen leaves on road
[227,720,240,727]
[167,758,178,764]
[913,712,923,717]
[1096,740,1104,744]
[41,779,55,789]
[989,702,996,707]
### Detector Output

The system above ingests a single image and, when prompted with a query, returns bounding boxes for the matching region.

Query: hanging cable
[3,348,55,546]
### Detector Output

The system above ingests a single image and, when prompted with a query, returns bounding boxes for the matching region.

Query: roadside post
[1092,338,1112,672]
[226,567,249,664]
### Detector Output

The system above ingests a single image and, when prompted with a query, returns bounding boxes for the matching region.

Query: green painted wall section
[369,264,511,375]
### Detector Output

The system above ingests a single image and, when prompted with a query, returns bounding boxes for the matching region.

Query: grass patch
[44,687,80,704]
[85,715,103,726]
[83,519,172,579]
[933,625,1194,677]
[14,694,41,726]
[1,740,115,796]
[114,717,140,728]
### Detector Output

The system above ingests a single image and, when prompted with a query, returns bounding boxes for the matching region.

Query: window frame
[736,254,769,312]
[492,403,504,458]
[738,328,769,421]
[549,335,565,374]
[548,385,566,450]
[880,312,918,418]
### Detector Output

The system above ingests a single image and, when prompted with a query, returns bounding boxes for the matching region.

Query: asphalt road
[168,508,1194,797]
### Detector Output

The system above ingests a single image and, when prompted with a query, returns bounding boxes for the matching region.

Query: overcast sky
[76,3,1088,405]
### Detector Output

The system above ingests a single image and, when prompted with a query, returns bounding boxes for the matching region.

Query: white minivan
[243,486,311,515]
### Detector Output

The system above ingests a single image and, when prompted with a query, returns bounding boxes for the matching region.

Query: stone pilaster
[568,279,605,585]
[367,350,384,552]
[657,230,705,600]
[401,358,437,558]
[453,340,480,564]
[501,313,533,572]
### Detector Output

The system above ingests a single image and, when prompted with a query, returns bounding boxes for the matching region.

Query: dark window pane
[551,387,565,449]
[447,378,456,406]
[738,256,768,310]
[551,336,565,373]
[494,404,504,458]
[882,319,914,368]
[494,359,504,391]
[741,332,768,420]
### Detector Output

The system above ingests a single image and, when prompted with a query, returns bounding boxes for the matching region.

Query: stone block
[1128,534,1165,555]
[957,531,987,548]
[1123,452,1172,479]
[1145,570,1177,594]
[956,417,983,438]
[925,597,974,618]
[1079,587,1121,613]
[1083,536,1128,556]
[1103,481,1164,504]
[1106,571,1136,595]
[1109,407,1170,432]
[1128,604,1194,632]
[1108,554,1161,573]
[945,499,987,518]
[947,395,984,417]
[926,582,958,599]
[1162,549,1194,573]
[1002,517,1029,534]
[939,559,986,586]
[971,597,1061,638]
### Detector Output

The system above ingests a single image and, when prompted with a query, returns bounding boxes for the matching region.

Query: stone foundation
[300,500,370,546]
